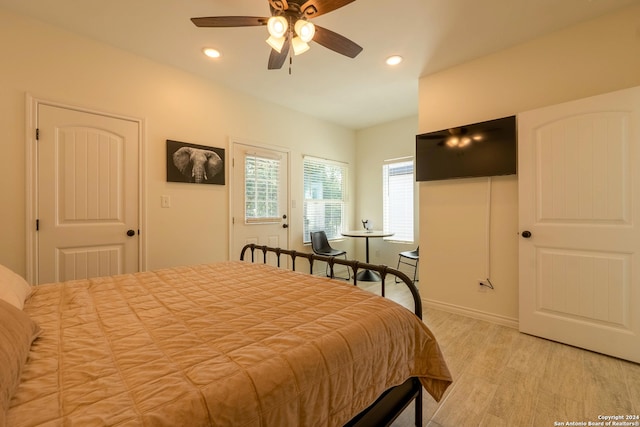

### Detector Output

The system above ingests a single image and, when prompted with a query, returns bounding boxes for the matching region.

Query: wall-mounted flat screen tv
[415,115,517,182]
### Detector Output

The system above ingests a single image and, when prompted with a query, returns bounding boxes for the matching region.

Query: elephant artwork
[166,140,225,185]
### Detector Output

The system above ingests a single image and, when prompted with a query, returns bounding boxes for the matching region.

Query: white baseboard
[423,299,519,329]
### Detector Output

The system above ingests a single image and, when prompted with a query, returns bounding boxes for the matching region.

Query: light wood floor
[356,280,640,427]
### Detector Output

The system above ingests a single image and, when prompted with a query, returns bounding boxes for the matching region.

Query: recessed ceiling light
[386,55,403,66]
[203,48,221,59]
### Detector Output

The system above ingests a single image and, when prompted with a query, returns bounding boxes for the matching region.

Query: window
[383,158,414,242]
[303,156,347,243]
[245,154,281,223]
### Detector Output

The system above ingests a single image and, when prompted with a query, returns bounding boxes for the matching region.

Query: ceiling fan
[191,0,363,70]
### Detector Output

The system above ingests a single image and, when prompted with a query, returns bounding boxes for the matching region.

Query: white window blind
[383,158,414,242]
[303,157,346,243]
[245,154,280,223]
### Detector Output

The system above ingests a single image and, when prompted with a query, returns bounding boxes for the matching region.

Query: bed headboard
[240,244,423,319]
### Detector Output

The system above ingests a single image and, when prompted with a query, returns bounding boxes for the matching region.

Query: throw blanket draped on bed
[8,261,451,426]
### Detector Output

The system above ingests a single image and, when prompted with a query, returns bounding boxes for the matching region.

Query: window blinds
[303,157,346,242]
[245,154,280,222]
[383,159,414,242]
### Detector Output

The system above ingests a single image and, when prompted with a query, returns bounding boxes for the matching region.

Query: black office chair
[396,246,419,283]
[310,231,351,280]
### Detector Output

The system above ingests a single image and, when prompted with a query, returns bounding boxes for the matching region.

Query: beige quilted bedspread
[9,262,451,426]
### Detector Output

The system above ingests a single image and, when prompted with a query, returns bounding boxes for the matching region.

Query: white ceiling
[1,0,637,129]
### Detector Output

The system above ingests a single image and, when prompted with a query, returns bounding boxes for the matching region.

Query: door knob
[282,224,289,229]
[521,230,532,238]
[126,229,136,237]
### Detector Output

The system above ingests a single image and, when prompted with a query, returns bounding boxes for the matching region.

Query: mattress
[8,261,451,426]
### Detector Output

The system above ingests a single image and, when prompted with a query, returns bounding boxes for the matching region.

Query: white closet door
[518,86,640,363]
[38,104,140,284]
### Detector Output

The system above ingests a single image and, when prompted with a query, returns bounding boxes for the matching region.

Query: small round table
[341,230,394,281]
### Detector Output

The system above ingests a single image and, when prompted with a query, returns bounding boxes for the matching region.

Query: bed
[1,244,452,427]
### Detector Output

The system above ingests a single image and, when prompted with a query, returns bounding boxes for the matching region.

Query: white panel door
[37,104,140,284]
[231,142,289,264]
[518,86,640,363]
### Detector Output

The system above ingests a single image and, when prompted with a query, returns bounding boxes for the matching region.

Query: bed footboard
[240,244,426,427]
[240,244,422,319]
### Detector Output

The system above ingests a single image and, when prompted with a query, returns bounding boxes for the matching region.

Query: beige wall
[354,116,419,266]
[418,4,640,324]
[0,8,356,278]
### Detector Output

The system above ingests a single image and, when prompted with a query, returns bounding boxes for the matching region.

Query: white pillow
[0,264,32,310]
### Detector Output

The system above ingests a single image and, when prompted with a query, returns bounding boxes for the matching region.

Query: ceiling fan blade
[268,35,291,70]
[297,0,356,18]
[313,25,362,58]
[191,16,268,27]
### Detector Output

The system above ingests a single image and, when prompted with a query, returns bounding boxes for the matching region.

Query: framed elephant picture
[166,140,225,185]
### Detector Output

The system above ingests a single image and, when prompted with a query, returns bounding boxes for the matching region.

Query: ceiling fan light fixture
[190,0,362,71]
[292,37,310,55]
[294,19,315,42]
[267,16,288,38]
[266,35,286,53]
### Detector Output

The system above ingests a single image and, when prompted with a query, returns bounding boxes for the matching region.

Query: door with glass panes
[231,142,289,264]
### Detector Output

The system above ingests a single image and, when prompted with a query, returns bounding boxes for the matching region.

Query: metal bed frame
[240,244,425,427]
